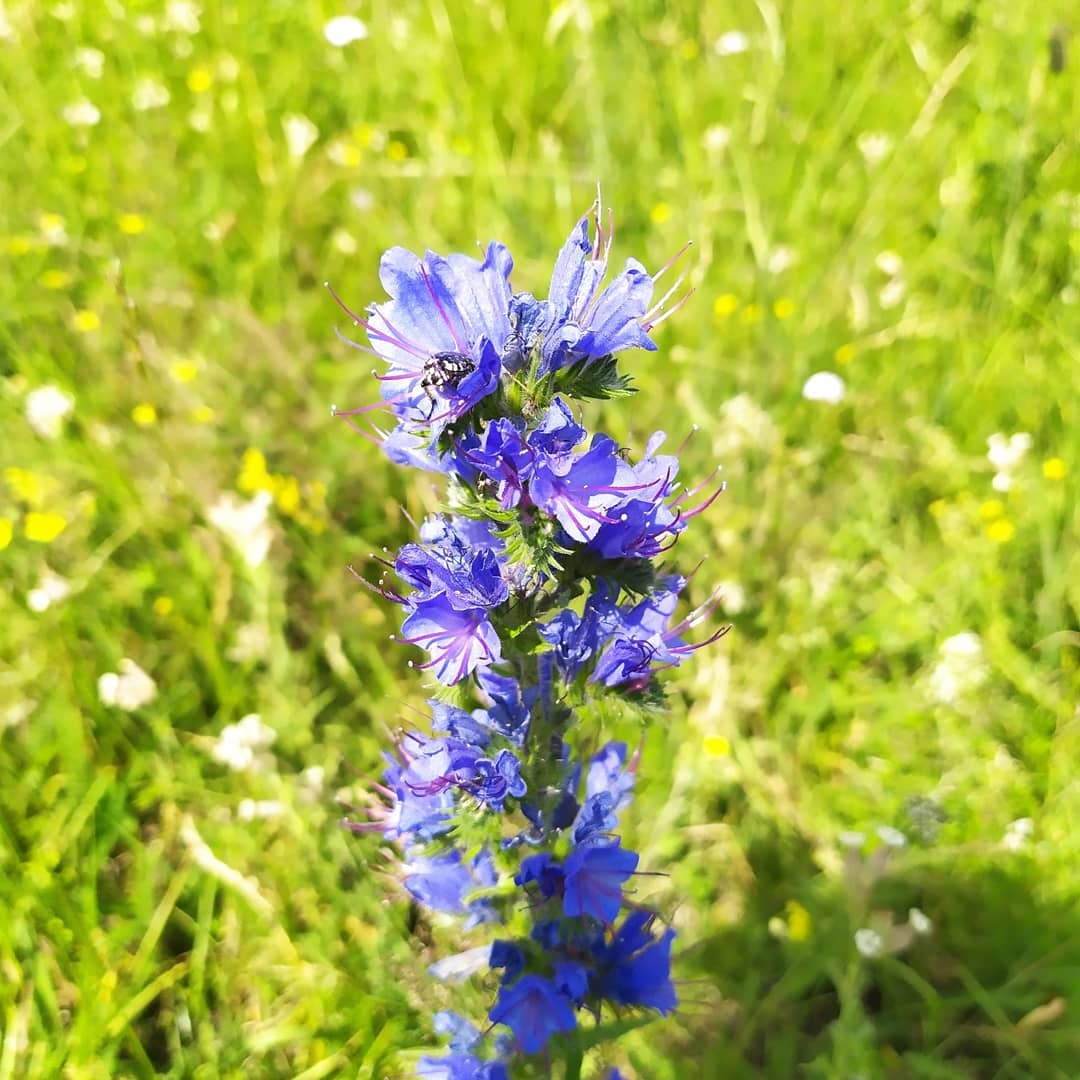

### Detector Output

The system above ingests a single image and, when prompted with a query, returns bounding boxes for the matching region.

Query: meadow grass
[1,1,1078,1077]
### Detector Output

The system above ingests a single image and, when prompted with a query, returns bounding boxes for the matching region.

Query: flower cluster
[335,195,722,1077]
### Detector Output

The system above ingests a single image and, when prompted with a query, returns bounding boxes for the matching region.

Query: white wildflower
[164,0,201,34]
[802,371,846,404]
[189,110,212,133]
[878,278,907,309]
[208,491,273,567]
[926,631,988,705]
[226,621,271,663]
[908,908,933,935]
[987,432,1032,473]
[874,250,904,277]
[838,830,866,849]
[856,131,892,166]
[73,46,105,78]
[876,825,908,849]
[27,569,71,612]
[212,713,277,773]
[714,30,750,56]
[939,171,974,209]
[134,14,157,34]
[1003,817,1033,851]
[716,580,746,615]
[702,124,731,153]
[98,659,157,711]
[282,113,319,159]
[0,6,16,41]
[62,99,101,127]
[299,765,325,796]
[2,702,35,730]
[855,928,884,958]
[332,229,358,255]
[132,78,171,111]
[236,798,285,821]
[25,385,74,438]
[767,245,797,274]
[324,14,368,46]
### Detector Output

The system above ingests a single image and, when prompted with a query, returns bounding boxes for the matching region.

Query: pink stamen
[418,263,467,353]
[651,240,693,286]
[643,287,695,331]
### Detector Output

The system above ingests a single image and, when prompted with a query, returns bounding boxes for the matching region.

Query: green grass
[1,1,1078,1077]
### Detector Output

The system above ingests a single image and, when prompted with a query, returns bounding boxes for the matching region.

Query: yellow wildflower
[978,499,1004,520]
[352,123,376,148]
[928,498,947,517]
[986,519,1015,543]
[118,213,146,235]
[785,900,812,942]
[649,202,672,225]
[703,734,731,757]
[834,343,857,365]
[25,511,67,543]
[191,404,215,424]
[5,468,54,507]
[8,236,34,256]
[0,518,13,550]
[170,360,199,382]
[386,139,409,162]
[772,297,796,320]
[152,596,174,617]
[73,310,100,333]
[238,449,270,493]
[40,270,71,290]
[1042,458,1067,480]
[713,293,739,319]
[39,213,65,235]
[131,403,158,426]
[272,475,301,516]
[187,67,213,93]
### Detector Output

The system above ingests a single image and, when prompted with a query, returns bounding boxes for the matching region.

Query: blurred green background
[2,1,1078,1077]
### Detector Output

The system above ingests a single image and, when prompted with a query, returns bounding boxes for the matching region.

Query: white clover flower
[98,659,157,711]
[299,765,325,794]
[908,908,933,935]
[714,30,750,56]
[716,580,746,615]
[132,78,171,111]
[73,46,105,78]
[879,278,907,309]
[856,131,892,166]
[324,14,368,46]
[802,370,846,404]
[62,99,101,127]
[212,713,277,773]
[350,187,375,212]
[207,490,273,567]
[874,250,904,277]
[987,432,1032,472]
[854,928,884,958]
[702,124,731,154]
[876,825,908,849]
[25,385,74,438]
[164,0,201,34]
[332,229,358,255]
[27,569,71,612]
[282,113,319,160]
[766,245,797,274]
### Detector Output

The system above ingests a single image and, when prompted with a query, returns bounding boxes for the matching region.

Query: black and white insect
[419,351,476,417]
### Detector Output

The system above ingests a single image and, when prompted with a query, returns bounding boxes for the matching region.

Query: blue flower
[399,595,501,685]
[416,1053,509,1080]
[562,842,639,923]
[591,911,678,1015]
[489,974,578,1054]
[433,1010,482,1052]
[404,848,498,927]
[489,939,526,984]
[475,669,535,745]
[515,852,565,899]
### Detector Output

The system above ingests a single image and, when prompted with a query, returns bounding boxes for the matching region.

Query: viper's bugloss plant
[332,193,726,1079]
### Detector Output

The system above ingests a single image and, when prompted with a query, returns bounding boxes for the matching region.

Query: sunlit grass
[1,1,1077,1077]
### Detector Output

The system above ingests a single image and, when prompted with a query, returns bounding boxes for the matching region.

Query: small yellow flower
[272,475,301,516]
[834,343,857,365]
[978,499,1004,520]
[187,66,213,93]
[986,519,1015,543]
[118,213,146,236]
[352,123,376,148]
[333,142,362,168]
[679,39,700,60]
[25,511,67,543]
[0,518,13,550]
[191,404,215,424]
[131,403,158,426]
[386,139,409,161]
[7,236,34,256]
[740,303,763,324]
[74,310,101,333]
[772,297,796,320]
[4,468,53,507]
[785,900,812,942]
[928,498,947,517]
[713,293,740,319]
[238,448,270,492]
[39,213,65,235]
[152,596,174,617]
[649,202,672,225]
[40,270,71,290]
[703,734,731,757]
[170,360,199,382]
[1043,458,1067,480]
